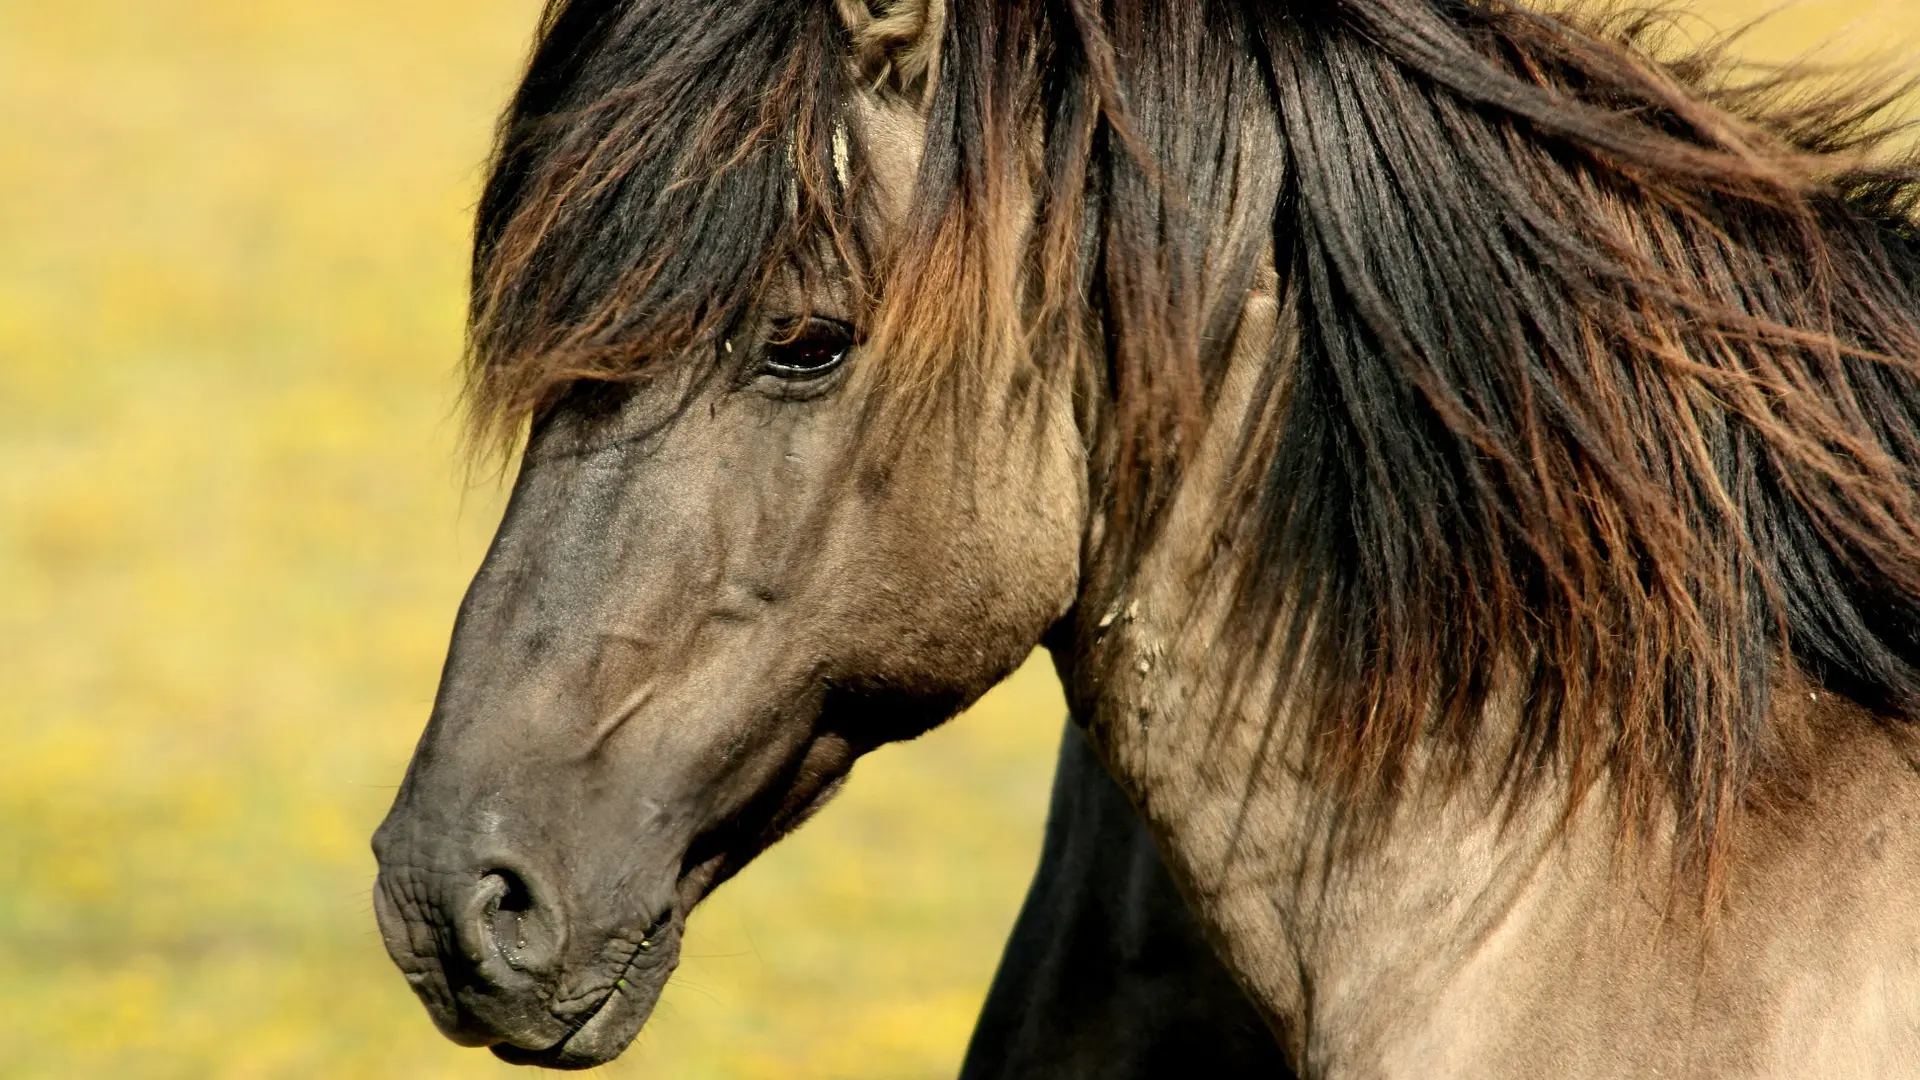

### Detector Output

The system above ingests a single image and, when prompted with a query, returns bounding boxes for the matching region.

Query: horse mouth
[488,991,631,1070]
[481,753,847,1070]
[489,963,662,1070]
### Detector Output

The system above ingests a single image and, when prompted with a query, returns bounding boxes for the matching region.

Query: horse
[371,0,1920,1073]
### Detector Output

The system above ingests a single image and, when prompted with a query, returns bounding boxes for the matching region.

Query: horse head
[371,1,1094,1066]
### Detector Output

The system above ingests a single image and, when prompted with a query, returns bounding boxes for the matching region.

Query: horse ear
[837,0,946,103]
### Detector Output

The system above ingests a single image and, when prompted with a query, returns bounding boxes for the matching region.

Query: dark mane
[472,0,1920,874]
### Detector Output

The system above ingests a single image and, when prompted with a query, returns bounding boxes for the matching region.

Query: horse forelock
[467,0,1920,884]
[464,0,881,454]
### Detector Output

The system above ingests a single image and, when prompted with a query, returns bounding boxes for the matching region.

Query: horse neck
[1049,280,1665,1065]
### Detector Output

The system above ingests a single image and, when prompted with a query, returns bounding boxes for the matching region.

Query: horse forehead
[852,93,927,225]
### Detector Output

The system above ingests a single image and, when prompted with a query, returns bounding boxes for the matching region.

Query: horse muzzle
[370,839,681,1070]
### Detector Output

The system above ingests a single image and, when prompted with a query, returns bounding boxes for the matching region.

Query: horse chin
[488,947,674,1071]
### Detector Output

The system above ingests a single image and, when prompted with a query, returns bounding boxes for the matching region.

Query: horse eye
[762,317,854,379]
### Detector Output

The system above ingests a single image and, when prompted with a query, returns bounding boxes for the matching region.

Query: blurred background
[0,2,1913,1077]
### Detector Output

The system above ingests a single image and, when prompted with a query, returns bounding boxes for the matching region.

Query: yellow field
[0,2,1911,1078]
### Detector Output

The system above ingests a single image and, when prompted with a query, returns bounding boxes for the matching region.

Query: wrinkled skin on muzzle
[372,324,1086,1066]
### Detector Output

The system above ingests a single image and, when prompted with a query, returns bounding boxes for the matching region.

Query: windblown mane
[471,0,1920,873]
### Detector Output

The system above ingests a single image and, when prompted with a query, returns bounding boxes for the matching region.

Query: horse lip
[489,1037,584,1069]
[491,926,675,1069]
[489,986,627,1070]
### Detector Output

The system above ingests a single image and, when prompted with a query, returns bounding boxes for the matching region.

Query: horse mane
[1038,0,1920,873]
[470,0,1920,874]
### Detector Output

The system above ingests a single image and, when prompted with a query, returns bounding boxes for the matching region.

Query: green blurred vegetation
[0,2,1911,1078]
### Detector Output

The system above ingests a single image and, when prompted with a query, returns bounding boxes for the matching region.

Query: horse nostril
[483,868,534,957]
[483,867,534,913]
[458,866,561,978]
